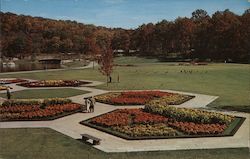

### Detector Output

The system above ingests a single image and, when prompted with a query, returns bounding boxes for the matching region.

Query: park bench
[80,134,101,145]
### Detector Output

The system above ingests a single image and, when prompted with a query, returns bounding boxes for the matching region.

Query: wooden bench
[80,134,101,145]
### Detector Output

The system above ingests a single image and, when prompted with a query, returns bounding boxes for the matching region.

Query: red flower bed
[106,91,175,105]
[95,91,193,106]
[91,109,168,127]
[0,105,40,113]
[118,109,168,124]
[121,91,172,98]
[18,80,90,87]
[87,108,232,138]
[0,103,81,121]
[133,111,168,124]
[91,111,130,126]
[0,78,28,84]
[110,97,149,105]
[168,121,227,135]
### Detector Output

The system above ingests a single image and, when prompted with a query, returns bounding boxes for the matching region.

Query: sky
[1,0,249,29]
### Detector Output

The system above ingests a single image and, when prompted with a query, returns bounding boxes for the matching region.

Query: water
[0,62,62,72]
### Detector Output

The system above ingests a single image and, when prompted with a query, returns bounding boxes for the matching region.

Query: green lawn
[0,88,89,99]
[0,57,249,158]
[0,128,249,159]
[1,57,249,109]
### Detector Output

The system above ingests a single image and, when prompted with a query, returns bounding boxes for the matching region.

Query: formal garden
[1,0,250,157]
[0,57,249,159]
[81,102,244,140]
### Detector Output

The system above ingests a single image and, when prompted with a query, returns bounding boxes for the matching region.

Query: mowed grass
[0,88,89,99]
[0,57,249,158]
[1,57,249,108]
[0,128,249,159]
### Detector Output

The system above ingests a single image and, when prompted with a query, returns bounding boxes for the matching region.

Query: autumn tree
[1,10,250,63]
[112,30,130,53]
[99,39,113,86]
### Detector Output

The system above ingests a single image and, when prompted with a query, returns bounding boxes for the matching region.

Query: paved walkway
[0,81,249,152]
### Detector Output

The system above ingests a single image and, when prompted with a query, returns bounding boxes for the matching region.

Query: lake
[0,62,62,72]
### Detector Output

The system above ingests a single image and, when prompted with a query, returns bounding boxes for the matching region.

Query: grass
[0,57,249,158]
[1,57,249,109]
[0,88,89,99]
[211,106,250,113]
[0,128,249,159]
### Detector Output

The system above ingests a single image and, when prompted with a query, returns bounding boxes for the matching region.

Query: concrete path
[0,82,249,152]
[159,89,219,108]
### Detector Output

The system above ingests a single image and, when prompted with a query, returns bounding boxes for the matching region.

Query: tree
[5,35,31,58]
[191,9,209,21]
[99,40,113,86]
[112,30,130,53]
[1,10,249,63]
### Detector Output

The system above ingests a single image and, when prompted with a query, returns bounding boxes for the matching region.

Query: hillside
[1,9,249,62]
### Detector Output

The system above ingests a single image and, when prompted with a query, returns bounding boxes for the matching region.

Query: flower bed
[0,78,28,84]
[18,80,91,87]
[0,98,82,121]
[91,109,168,127]
[94,91,193,106]
[113,124,178,137]
[144,101,234,124]
[81,107,244,140]
[168,121,227,135]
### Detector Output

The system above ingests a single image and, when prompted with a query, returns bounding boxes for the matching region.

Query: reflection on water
[0,62,62,72]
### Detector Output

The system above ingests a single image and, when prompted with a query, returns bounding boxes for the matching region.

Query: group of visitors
[83,96,95,113]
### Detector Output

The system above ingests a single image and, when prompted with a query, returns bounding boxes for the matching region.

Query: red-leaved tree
[99,40,113,86]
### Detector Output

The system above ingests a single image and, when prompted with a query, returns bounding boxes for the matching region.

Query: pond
[0,62,62,72]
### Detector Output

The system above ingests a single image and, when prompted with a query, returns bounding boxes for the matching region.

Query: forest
[0,9,249,63]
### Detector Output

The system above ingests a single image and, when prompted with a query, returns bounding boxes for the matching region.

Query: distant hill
[1,9,249,63]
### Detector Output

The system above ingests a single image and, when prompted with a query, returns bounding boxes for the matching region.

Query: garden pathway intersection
[0,79,249,152]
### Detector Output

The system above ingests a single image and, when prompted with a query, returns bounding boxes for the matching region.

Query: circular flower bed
[18,80,91,87]
[94,91,194,106]
[0,98,82,121]
[81,106,244,140]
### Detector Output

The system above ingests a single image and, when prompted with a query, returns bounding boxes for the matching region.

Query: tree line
[0,9,249,63]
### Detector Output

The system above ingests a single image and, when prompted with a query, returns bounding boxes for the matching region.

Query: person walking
[89,97,95,113]
[91,96,96,105]
[83,97,89,112]
[109,76,112,83]
[6,88,11,100]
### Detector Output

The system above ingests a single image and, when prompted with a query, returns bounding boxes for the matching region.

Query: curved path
[0,80,249,152]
